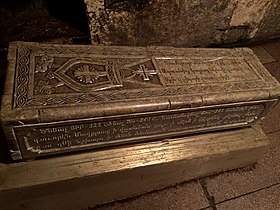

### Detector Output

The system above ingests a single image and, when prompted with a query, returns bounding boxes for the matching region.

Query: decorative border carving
[14,47,30,108]
[25,81,268,107]
[12,44,277,109]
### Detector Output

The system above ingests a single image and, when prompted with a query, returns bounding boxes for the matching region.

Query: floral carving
[35,56,54,73]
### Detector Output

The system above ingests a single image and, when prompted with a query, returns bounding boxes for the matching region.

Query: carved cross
[74,65,107,84]
[136,64,157,81]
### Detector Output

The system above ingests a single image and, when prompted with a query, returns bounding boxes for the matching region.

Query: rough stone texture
[229,0,272,38]
[203,131,280,204]
[255,1,280,40]
[85,0,280,47]
[85,0,236,46]
[216,184,280,210]
[94,181,210,210]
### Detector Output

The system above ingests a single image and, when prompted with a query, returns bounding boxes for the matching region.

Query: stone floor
[88,40,280,210]
[0,5,279,209]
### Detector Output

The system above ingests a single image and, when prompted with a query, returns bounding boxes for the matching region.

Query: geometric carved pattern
[15,47,30,108]
[24,80,269,107]
[53,58,162,92]
[74,65,107,84]
[11,44,279,109]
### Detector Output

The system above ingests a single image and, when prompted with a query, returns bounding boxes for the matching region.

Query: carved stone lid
[2,42,280,122]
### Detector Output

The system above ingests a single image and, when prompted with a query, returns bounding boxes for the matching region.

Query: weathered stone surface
[1,42,280,160]
[255,2,280,40]
[229,0,272,38]
[85,0,280,47]
[0,126,269,209]
[85,0,235,46]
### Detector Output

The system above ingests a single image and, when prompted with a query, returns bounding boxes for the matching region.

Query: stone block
[0,126,269,209]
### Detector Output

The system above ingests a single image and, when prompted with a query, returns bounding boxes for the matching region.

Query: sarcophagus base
[0,126,269,209]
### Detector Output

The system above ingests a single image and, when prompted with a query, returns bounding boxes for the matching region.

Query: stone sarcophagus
[1,42,280,160]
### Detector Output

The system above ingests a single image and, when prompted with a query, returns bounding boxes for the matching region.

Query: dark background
[0,0,91,162]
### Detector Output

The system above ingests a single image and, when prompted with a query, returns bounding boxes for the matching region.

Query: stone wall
[85,0,280,47]
[0,0,279,48]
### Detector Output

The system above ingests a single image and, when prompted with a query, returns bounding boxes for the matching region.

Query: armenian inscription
[157,58,260,85]
[12,44,275,109]
[14,104,264,153]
